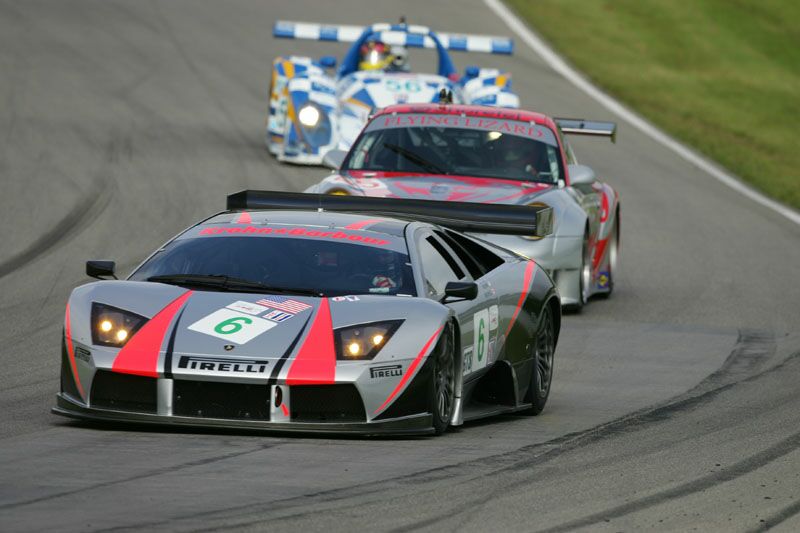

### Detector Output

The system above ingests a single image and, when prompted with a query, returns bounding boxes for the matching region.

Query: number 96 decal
[188,308,276,344]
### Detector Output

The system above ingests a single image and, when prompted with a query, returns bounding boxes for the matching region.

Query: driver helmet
[359,40,393,71]
[493,133,538,174]
[387,45,409,72]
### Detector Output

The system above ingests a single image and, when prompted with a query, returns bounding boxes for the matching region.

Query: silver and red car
[54,192,560,436]
[308,104,620,310]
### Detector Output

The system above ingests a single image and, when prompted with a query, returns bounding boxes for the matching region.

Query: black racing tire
[564,231,590,313]
[526,304,555,415]
[430,322,456,435]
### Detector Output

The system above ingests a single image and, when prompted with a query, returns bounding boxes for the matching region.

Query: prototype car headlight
[91,303,147,347]
[298,104,321,127]
[522,201,553,241]
[334,320,403,361]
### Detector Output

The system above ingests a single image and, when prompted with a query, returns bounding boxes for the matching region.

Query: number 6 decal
[214,316,252,335]
[189,308,276,344]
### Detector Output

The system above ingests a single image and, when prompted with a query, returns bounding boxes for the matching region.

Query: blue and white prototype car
[268,20,520,164]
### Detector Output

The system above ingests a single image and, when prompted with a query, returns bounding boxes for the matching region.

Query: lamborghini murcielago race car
[268,19,519,164]
[54,192,560,436]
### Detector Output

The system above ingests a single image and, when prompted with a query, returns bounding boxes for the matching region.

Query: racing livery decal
[188,308,276,345]
[112,291,193,378]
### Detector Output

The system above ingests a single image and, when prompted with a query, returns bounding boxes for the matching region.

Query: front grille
[91,370,157,413]
[173,380,269,420]
[290,385,366,423]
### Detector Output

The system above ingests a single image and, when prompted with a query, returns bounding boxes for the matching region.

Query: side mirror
[319,55,337,69]
[567,164,596,186]
[322,149,347,170]
[86,260,117,280]
[443,281,478,302]
[464,65,480,78]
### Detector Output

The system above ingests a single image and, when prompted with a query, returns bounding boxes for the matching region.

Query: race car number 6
[214,316,252,335]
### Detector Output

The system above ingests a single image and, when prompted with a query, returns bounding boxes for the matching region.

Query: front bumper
[53,393,434,436]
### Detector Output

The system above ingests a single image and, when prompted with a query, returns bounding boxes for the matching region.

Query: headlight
[334,320,403,361]
[91,303,147,347]
[522,201,553,241]
[298,105,321,127]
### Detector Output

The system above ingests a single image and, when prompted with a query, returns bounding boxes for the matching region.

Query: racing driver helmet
[359,40,393,71]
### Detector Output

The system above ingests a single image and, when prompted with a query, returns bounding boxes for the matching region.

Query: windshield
[344,114,563,183]
[130,234,416,297]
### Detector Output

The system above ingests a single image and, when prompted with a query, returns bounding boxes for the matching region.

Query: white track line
[485,0,800,226]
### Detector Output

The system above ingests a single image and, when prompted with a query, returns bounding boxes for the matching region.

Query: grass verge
[506,0,800,210]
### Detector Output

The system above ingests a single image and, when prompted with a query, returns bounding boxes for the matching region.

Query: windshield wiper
[146,274,324,296]
[382,143,447,175]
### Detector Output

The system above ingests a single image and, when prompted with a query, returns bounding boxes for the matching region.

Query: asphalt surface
[1,1,799,531]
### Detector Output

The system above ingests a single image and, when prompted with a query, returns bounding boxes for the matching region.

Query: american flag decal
[256,296,312,314]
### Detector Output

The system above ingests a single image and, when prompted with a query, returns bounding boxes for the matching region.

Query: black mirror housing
[443,281,478,301]
[86,260,117,280]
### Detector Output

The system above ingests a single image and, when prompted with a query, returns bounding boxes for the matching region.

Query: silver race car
[309,104,620,310]
[54,192,560,436]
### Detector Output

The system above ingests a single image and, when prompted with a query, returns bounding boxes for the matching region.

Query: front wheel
[431,322,456,435]
[526,304,555,415]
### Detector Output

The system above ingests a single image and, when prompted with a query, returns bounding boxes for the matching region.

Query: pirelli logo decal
[370,364,403,379]
[177,355,269,374]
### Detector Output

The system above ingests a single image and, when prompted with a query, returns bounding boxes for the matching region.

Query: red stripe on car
[373,326,443,415]
[344,218,384,230]
[593,237,609,272]
[286,298,336,385]
[64,303,86,399]
[504,261,536,339]
[112,291,193,378]
[236,212,252,224]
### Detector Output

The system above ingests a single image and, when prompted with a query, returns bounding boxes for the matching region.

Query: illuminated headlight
[298,105,321,127]
[91,303,147,347]
[334,320,403,361]
[522,201,553,241]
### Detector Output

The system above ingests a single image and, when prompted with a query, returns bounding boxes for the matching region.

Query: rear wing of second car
[555,118,617,143]
[226,190,553,238]
[273,20,514,55]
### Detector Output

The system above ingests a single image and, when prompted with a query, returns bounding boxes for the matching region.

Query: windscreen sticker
[188,308,277,344]
[227,300,269,316]
[489,305,499,331]
[197,226,390,246]
[369,114,558,146]
[473,309,490,372]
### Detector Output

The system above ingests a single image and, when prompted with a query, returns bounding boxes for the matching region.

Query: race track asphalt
[1,1,799,531]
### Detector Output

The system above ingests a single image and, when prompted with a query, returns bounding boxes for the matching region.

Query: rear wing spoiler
[227,190,553,237]
[555,118,617,143]
[273,20,513,55]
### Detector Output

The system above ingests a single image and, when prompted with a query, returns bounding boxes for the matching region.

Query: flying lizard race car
[54,192,560,436]
[308,104,620,310]
[268,19,519,164]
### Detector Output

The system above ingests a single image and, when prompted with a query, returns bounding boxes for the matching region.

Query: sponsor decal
[375,115,556,145]
[463,346,474,375]
[473,309,490,371]
[264,310,293,323]
[197,226,390,246]
[226,300,269,316]
[188,308,277,344]
[597,272,610,289]
[256,296,312,314]
[177,355,268,374]
[332,295,360,302]
[489,305,499,331]
[74,346,91,363]
[370,364,403,379]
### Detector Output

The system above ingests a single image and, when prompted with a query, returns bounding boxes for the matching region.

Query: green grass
[506,0,800,210]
